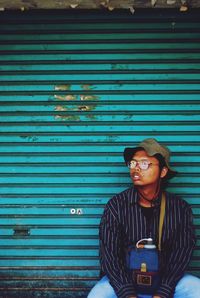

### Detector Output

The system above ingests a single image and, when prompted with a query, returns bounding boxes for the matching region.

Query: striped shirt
[99,187,196,298]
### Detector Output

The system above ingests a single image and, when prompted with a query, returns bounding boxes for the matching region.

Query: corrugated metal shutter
[0,9,199,298]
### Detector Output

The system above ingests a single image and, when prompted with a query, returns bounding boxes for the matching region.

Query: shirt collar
[130,187,162,208]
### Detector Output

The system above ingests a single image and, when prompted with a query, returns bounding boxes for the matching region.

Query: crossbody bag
[126,192,166,294]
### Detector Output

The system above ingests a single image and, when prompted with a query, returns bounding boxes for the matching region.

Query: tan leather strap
[158,192,166,251]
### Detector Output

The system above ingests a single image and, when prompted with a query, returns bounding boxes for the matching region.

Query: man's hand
[153,296,162,298]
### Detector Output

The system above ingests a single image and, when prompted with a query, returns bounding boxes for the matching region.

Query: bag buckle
[136,274,152,286]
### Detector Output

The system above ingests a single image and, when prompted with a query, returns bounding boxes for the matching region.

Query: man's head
[123,138,177,187]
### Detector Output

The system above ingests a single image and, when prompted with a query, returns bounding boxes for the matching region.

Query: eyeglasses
[127,159,159,171]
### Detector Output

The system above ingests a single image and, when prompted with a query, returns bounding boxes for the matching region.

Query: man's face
[129,150,167,187]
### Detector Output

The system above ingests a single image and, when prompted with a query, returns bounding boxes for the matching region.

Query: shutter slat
[0,9,200,297]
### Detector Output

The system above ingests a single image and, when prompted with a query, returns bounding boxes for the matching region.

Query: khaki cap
[123,138,177,178]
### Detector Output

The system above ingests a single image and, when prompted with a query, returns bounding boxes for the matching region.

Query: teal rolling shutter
[0,9,200,298]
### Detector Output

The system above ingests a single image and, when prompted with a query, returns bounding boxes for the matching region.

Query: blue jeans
[87,274,200,298]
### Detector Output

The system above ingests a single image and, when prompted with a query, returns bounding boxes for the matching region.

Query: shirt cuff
[155,283,173,298]
[116,284,136,298]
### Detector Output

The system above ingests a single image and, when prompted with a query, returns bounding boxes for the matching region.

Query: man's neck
[139,196,154,207]
[137,185,159,207]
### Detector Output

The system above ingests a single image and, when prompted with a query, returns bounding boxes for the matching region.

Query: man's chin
[132,180,143,186]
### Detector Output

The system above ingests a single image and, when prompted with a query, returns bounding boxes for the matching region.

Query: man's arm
[155,202,196,298]
[99,198,136,298]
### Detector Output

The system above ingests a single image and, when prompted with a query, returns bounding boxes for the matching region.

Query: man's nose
[134,164,141,172]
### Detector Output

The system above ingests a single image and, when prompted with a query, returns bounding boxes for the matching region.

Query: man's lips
[131,174,141,181]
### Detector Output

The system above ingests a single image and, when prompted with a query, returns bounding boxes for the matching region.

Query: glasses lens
[128,160,151,170]
[140,160,149,170]
[128,160,137,169]
[128,159,151,170]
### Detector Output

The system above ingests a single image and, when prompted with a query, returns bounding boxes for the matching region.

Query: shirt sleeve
[99,198,136,298]
[155,203,196,298]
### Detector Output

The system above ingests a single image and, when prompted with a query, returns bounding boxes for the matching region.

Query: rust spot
[13,225,30,237]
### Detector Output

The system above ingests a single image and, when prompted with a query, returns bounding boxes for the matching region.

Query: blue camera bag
[126,244,160,294]
[126,193,166,294]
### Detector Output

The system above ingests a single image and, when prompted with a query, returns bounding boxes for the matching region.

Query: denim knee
[87,276,117,298]
[174,274,200,298]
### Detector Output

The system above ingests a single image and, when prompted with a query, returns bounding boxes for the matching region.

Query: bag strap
[158,192,166,251]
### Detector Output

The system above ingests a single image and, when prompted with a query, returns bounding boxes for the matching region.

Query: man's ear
[160,167,168,178]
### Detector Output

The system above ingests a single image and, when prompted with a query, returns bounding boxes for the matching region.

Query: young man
[88,138,200,298]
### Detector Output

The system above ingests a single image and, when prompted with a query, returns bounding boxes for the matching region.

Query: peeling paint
[0,0,199,10]
[111,64,130,70]
[78,105,89,111]
[55,115,80,121]
[81,84,96,90]
[107,135,118,142]
[54,84,99,121]
[86,114,97,120]
[54,94,77,101]
[20,135,38,142]
[81,95,98,101]
[54,105,68,112]
[54,84,71,91]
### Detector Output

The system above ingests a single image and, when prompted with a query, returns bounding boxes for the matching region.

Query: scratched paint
[20,135,39,142]
[54,84,99,121]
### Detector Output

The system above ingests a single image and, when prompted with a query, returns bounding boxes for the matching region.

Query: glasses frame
[127,159,159,171]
